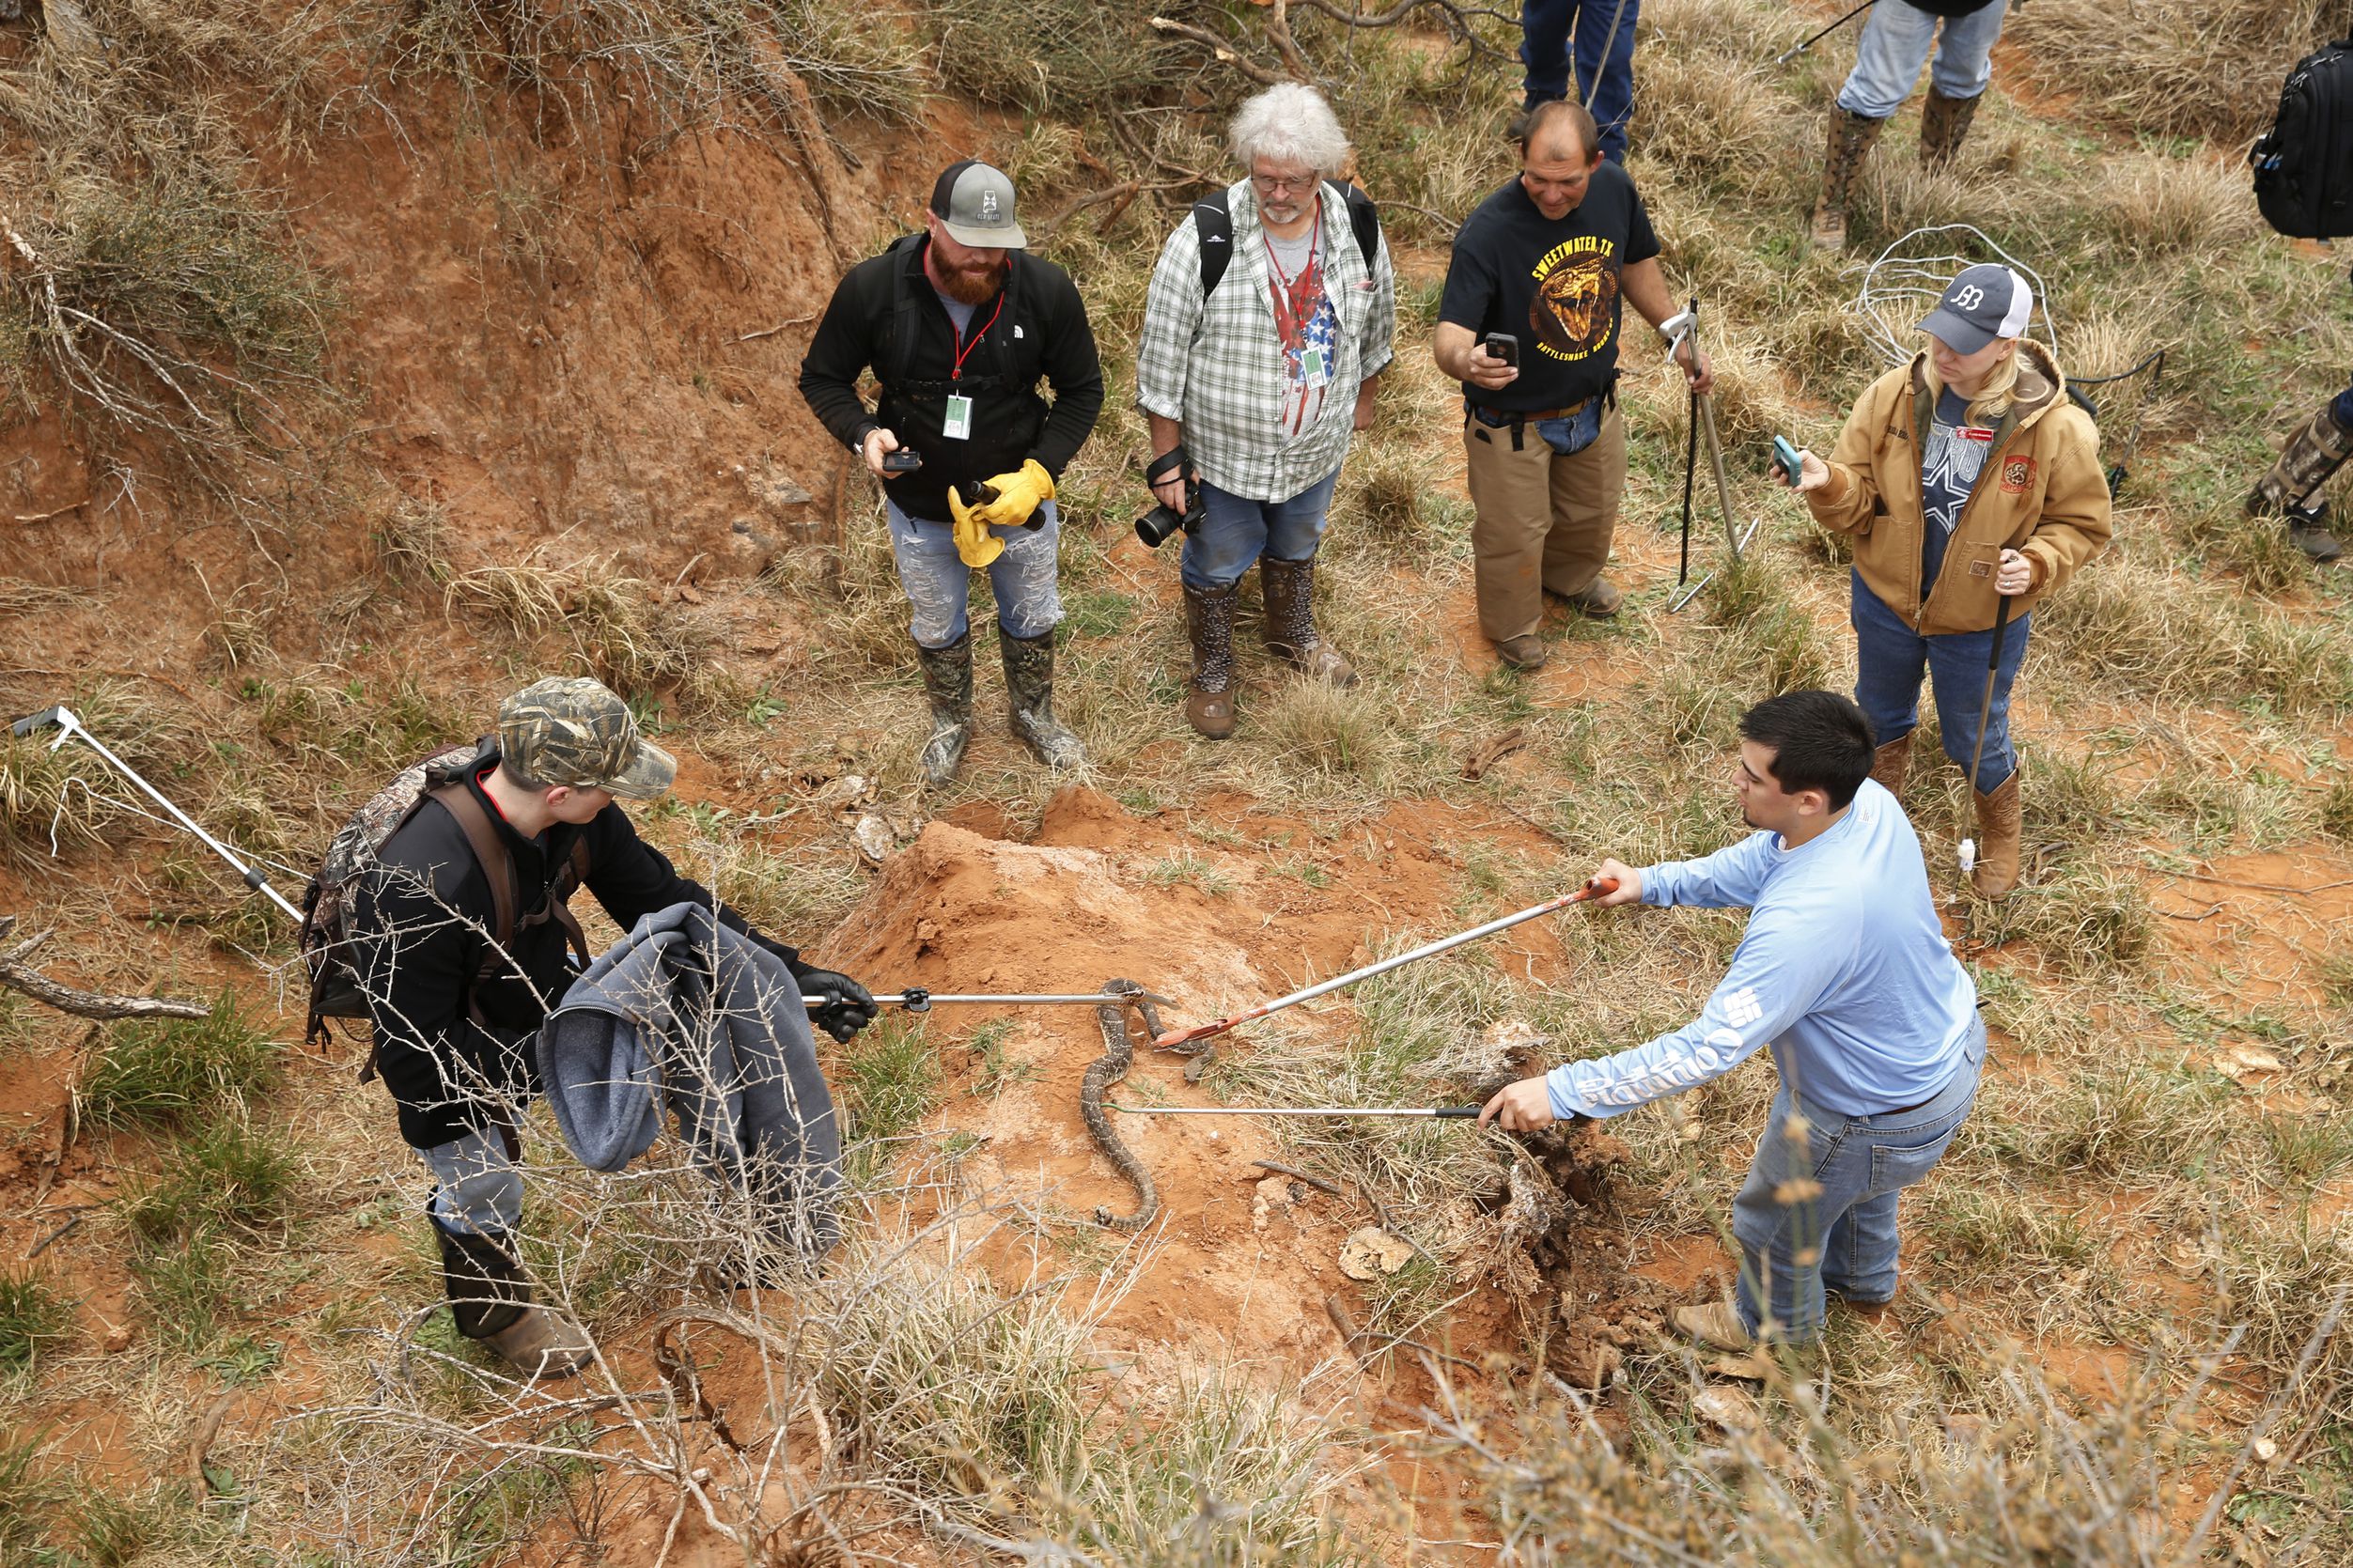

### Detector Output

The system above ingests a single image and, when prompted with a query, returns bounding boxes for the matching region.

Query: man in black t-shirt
[1435,101,1709,670]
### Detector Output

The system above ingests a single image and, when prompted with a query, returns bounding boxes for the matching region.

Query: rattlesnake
[1081,977,1198,1230]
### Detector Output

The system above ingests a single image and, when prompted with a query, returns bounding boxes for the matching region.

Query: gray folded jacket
[538,901,841,1255]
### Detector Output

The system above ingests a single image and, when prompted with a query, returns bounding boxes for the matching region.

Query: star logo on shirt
[1722,987,1762,1029]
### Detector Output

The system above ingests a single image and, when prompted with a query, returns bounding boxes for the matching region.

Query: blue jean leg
[887,498,1064,649]
[1179,469,1341,591]
[425,1126,524,1236]
[1519,0,1641,162]
[2332,380,2353,430]
[1838,0,2006,117]
[1850,572,2030,793]
[1732,1022,1986,1342]
[1925,0,2006,100]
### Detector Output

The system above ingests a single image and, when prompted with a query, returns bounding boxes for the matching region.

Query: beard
[936,254,1006,305]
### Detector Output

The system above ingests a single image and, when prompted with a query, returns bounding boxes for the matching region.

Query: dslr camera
[1134,444,1205,548]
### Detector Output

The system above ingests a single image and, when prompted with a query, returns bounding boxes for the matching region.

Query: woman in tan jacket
[1779,264,2111,898]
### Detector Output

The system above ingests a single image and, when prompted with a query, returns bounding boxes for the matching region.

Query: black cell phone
[880,448,921,474]
[1483,332,1519,368]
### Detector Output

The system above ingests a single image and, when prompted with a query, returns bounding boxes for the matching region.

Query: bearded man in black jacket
[799,161,1105,784]
[352,675,874,1378]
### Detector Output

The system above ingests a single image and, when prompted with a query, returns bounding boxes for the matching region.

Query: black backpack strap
[1193,190,1235,298]
[881,233,927,390]
[1328,179,1381,275]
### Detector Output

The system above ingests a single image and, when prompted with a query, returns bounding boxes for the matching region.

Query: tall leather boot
[1183,582,1239,738]
[913,633,973,785]
[433,1216,595,1379]
[1919,87,1981,169]
[1257,554,1356,688]
[1869,737,1910,798]
[1001,630,1085,768]
[2248,403,2350,564]
[1810,108,1885,252]
[1971,773,2023,900]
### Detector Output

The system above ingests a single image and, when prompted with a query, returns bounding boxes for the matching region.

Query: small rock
[2221,1044,2285,1081]
[102,1323,132,1354]
[2252,1436,2280,1465]
[1338,1226,1415,1281]
[849,814,894,863]
[1251,1175,1290,1233]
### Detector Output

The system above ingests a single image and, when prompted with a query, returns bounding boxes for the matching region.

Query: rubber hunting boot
[913,633,973,785]
[1001,630,1085,768]
[1918,87,1981,169]
[1183,582,1239,738]
[1971,772,2023,900]
[1868,737,1910,798]
[1257,554,1356,687]
[2248,403,2351,564]
[433,1218,595,1379]
[1810,109,1885,252]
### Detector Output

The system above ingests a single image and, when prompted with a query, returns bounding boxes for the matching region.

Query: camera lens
[1134,505,1183,549]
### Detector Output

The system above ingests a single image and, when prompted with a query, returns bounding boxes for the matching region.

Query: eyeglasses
[1250,170,1317,195]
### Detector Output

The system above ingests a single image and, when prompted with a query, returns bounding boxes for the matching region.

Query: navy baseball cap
[929,161,1027,249]
[1916,263,2034,354]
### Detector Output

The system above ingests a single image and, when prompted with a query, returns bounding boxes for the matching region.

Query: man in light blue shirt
[1481,690,1986,1351]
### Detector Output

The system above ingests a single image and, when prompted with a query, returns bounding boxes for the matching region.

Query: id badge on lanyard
[943,395,974,441]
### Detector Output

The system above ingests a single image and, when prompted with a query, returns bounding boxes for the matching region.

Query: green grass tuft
[77,994,282,1129]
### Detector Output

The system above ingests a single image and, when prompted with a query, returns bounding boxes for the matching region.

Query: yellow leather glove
[946,485,1005,568]
[971,458,1055,531]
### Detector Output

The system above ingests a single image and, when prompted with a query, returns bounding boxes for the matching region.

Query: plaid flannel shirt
[1134,179,1396,503]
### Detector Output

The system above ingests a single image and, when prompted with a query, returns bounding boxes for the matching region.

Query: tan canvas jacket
[1805,342,2112,636]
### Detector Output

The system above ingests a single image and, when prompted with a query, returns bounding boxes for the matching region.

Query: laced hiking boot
[1559,577,1623,618]
[1673,1301,1756,1355]
[1869,737,1910,798]
[1810,108,1885,252]
[1183,582,1240,738]
[1971,772,2024,900]
[1258,554,1356,687]
[1001,630,1085,769]
[913,633,974,785]
[1919,87,1982,169]
[2249,403,2352,564]
[1495,632,1548,671]
[433,1218,595,1380]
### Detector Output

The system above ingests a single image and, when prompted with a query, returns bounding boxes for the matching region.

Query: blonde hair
[1923,337,2024,427]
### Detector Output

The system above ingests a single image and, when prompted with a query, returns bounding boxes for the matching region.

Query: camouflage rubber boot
[1971,773,2023,901]
[1257,554,1356,688]
[1869,737,1910,799]
[913,633,973,785]
[433,1218,594,1379]
[2248,403,2351,564]
[1919,87,1982,169]
[1001,630,1085,768]
[1810,109,1885,252]
[1183,582,1239,738]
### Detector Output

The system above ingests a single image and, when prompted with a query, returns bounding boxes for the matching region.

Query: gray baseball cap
[930,161,1027,249]
[1916,263,2034,355]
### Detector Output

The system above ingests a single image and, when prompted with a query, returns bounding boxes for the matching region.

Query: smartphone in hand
[881,449,922,474]
[1482,332,1519,368]
[1771,436,1803,484]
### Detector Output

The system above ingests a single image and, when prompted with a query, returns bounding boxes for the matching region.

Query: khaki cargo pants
[1462,405,1627,644]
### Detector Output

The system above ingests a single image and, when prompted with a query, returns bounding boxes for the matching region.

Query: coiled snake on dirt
[1082,978,1199,1230]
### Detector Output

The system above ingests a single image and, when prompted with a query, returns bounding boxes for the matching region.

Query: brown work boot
[1183,582,1239,738]
[2249,403,2351,564]
[1494,632,1547,671]
[1810,108,1885,252]
[1258,554,1357,687]
[1869,736,1910,798]
[1672,1300,1756,1355]
[1558,577,1623,618]
[1971,772,2023,900]
[434,1219,596,1380]
[1919,87,1981,169]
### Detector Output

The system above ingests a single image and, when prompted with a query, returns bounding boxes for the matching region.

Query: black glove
[790,964,878,1044]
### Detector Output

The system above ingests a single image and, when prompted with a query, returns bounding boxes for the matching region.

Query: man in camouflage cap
[351,675,875,1379]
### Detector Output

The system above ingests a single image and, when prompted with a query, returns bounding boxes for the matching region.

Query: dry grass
[2003,0,2353,145]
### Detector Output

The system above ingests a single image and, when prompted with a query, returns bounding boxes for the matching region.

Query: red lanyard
[950,292,1005,382]
[1262,218,1320,343]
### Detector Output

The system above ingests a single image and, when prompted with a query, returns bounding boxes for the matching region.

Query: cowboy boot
[1183,582,1240,738]
[1810,108,1885,252]
[2248,403,2351,564]
[913,634,973,785]
[1001,630,1085,768]
[1257,554,1356,688]
[1971,772,2023,900]
[1869,737,1910,798]
[1919,87,1981,169]
[433,1217,595,1379]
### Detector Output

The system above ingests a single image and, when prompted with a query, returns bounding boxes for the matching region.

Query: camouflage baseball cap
[496,676,677,800]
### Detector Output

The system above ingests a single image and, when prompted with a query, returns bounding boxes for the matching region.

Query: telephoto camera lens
[1134,503,1186,548]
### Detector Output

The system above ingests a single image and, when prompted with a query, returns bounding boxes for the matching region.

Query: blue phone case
[1772,436,1802,480]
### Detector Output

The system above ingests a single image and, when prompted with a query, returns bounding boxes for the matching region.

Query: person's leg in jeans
[1463,415,1559,654]
[886,500,975,650]
[424,1125,523,1237]
[1181,482,1274,592]
[1519,0,1575,106]
[1571,0,1643,163]
[1731,1083,1835,1343]
[1924,0,2008,101]
[1849,569,1932,750]
[1835,0,1941,118]
[1820,1026,1987,1308]
[1541,403,1626,607]
[1923,612,2033,793]
[983,498,1064,641]
[1258,469,1341,563]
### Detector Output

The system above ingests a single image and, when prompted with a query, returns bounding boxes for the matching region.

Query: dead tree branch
[1147,16,1287,85]
[0,915,210,1021]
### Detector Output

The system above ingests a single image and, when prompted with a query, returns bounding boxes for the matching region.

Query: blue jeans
[1836,0,2008,118]
[1179,469,1340,592]
[887,498,1063,650]
[1850,572,2029,794]
[1519,0,1641,163]
[425,1126,523,1236]
[1734,1020,1986,1343]
[2333,380,2353,430]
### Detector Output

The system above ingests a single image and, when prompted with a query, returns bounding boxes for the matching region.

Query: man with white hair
[1135,83,1396,739]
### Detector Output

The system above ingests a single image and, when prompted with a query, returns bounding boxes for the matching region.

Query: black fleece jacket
[797,236,1104,523]
[352,750,794,1151]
